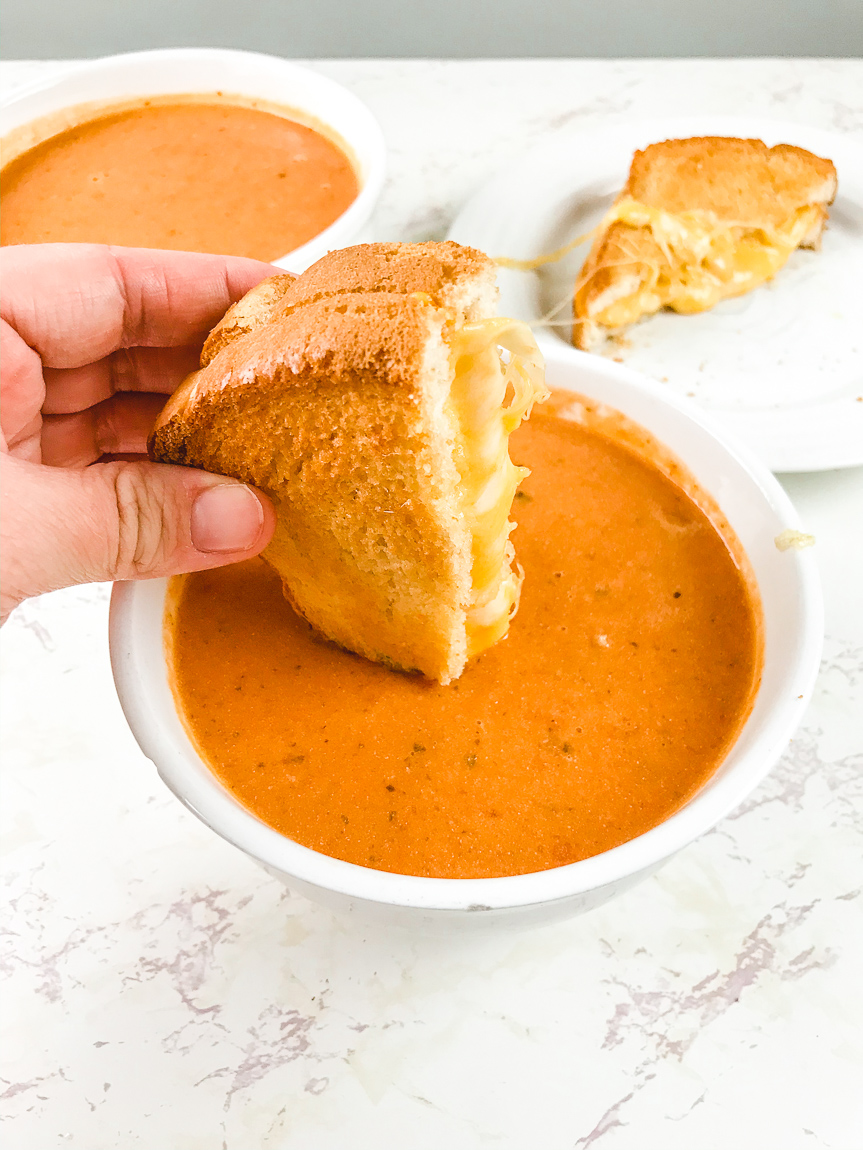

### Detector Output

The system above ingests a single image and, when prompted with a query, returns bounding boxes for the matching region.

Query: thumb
[1,454,275,620]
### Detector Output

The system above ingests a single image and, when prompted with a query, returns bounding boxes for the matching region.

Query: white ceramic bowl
[0,48,386,272]
[109,347,823,931]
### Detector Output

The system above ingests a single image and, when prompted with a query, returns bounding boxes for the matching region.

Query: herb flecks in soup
[1,98,358,260]
[168,399,761,879]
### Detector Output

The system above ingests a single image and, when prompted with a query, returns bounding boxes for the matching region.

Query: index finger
[0,243,282,370]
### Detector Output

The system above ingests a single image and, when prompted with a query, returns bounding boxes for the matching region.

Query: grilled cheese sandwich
[151,242,547,684]
[573,137,837,349]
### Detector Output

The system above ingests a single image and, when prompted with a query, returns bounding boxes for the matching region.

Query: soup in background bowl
[109,350,822,931]
[0,48,386,272]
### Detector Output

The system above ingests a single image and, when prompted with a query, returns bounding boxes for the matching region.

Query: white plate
[448,116,863,473]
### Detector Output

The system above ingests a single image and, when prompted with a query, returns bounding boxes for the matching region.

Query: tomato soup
[168,396,761,879]
[0,96,358,260]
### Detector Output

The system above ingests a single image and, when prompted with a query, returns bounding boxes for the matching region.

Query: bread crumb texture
[775,529,816,551]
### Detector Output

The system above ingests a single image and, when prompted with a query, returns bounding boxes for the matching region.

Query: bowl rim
[0,47,387,273]
[109,348,823,912]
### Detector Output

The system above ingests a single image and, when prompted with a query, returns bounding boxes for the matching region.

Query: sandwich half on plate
[151,241,548,684]
[572,136,838,350]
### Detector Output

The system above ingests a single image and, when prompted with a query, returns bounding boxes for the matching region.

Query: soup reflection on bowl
[0,49,386,272]
[109,351,822,931]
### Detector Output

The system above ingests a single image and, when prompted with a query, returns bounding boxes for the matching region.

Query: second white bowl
[0,48,387,272]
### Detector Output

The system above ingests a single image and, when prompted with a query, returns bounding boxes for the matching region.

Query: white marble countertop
[2,59,862,1150]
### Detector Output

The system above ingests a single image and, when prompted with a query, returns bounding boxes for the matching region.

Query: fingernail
[191,484,265,554]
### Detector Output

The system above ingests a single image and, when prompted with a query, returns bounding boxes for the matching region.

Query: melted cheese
[588,197,824,327]
[447,318,549,657]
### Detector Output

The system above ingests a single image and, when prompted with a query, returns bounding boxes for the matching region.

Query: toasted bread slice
[573,137,838,350]
[151,242,548,684]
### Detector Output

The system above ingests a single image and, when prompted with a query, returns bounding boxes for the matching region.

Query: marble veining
[1,58,862,1150]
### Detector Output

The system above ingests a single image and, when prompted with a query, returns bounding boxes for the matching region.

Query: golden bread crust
[199,242,497,371]
[152,293,438,462]
[279,240,494,308]
[201,274,295,367]
[624,137,837,225]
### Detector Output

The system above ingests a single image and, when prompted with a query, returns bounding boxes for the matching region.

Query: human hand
[0,244,280,622]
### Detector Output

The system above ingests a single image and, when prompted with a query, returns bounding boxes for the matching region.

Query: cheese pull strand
[494,227,597,272]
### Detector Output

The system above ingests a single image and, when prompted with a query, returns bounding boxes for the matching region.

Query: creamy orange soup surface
[1,96,359,259]
[168,393,762,880]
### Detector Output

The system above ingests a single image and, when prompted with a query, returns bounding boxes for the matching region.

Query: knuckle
[108,464,172,577]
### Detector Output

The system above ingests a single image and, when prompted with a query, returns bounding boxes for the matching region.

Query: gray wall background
[2,0,862,59]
